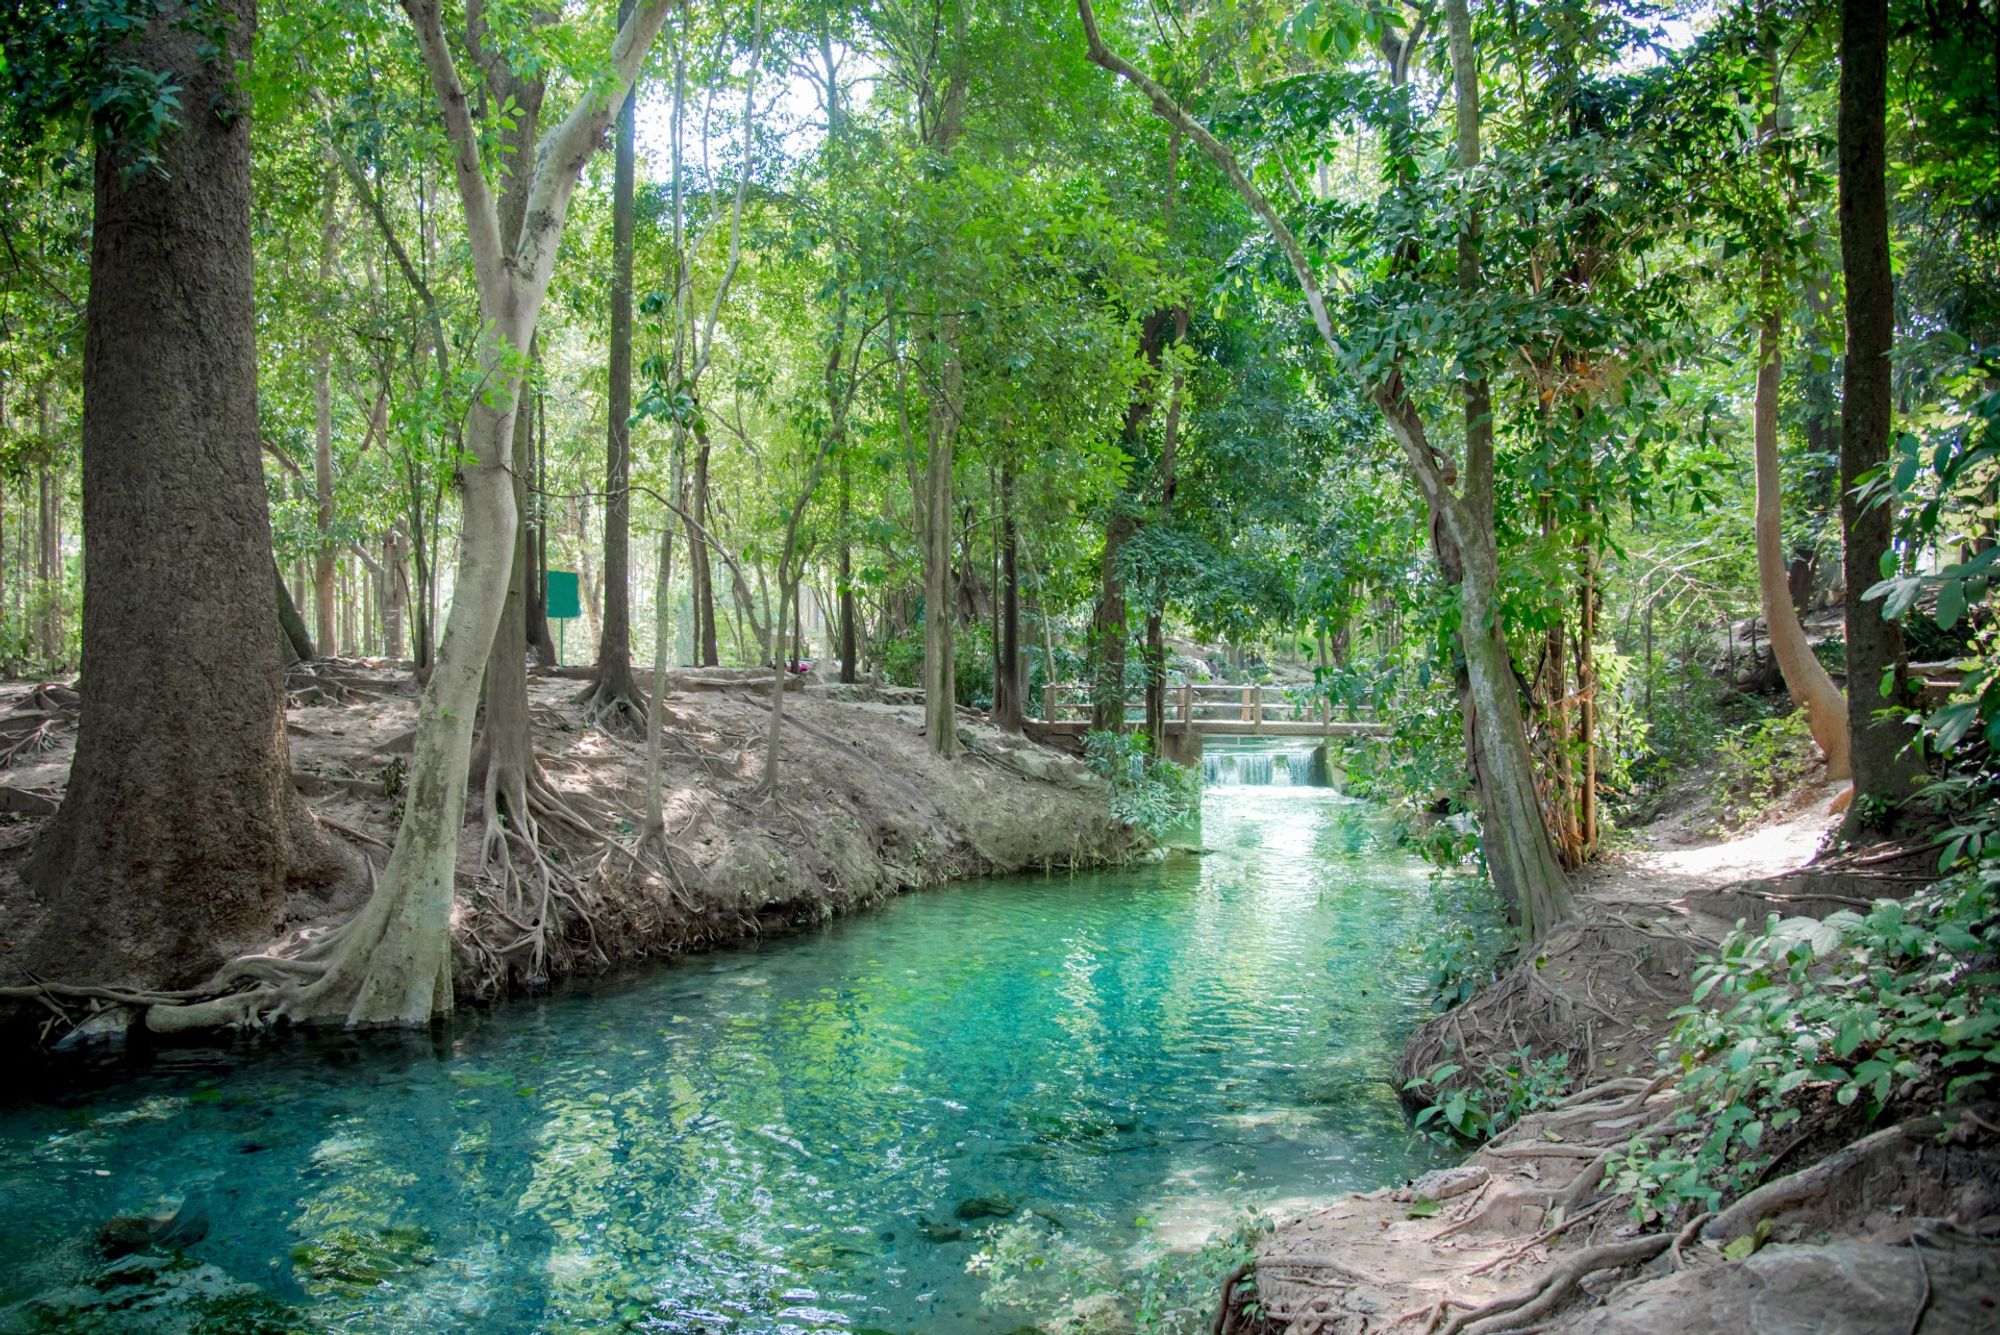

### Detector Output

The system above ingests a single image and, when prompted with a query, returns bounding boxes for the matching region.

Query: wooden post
[1253,683,1265,733]
[1180,679,1193,732]
[1240,683,1251,722]
[1045,682,1059,723]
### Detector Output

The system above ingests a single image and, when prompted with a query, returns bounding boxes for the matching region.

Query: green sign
[545,569,581,620]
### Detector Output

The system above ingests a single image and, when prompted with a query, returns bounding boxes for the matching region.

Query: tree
[1076,0,1574,939]
[1749,23,1849,777]
[153,0,672,1029]
[583,0,648,732]
[11,0,343,995]
[1837,0,1922,814]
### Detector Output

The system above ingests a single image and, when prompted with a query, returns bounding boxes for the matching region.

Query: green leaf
[1405,1197,1440,1219]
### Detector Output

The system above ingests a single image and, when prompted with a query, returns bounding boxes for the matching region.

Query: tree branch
[399,0,505,313]
[516,0,676,298]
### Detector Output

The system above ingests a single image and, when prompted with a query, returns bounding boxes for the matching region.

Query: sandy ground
[0,663,1135,1015]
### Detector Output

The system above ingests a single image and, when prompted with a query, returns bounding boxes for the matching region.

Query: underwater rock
[99,1201,209,1258]
[955,1194,1017,1220]
[915,1217,965,1243]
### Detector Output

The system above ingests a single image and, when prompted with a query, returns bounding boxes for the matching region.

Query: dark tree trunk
[17,0,338,994]
[692,432,719,667]
[838,459,858,683]
[525,387,556,664]
[1838,0,1923,810]
[588,26,643,716]
[993,457,1023,731]
[276,561,315,663]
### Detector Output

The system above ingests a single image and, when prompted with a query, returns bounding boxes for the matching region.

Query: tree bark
[993,455,1023,731]
[1753,54,1850,777]
[16,0,339,996]
[838,458,858,683]
[586,0,645,722]
[276,561,315,663]
[1838,0,1923,809]
[691,431,719,666]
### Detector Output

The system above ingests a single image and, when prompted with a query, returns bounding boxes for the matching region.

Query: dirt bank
[0,662,1135,1038]
[1235,783,2000,1335]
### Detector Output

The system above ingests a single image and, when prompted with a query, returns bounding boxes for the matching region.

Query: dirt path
[1238,784,2000,1335]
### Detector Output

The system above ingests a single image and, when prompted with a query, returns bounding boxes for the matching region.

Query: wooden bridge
[1026,680,1388,740]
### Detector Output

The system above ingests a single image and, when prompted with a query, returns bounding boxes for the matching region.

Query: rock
[915,1217,965,1243]
[1393,1165,1488,1203]
[1567,1240,2000,1334]
[955,1194,1018,1220]
[55,1006,133,1050]
[98,1201,209,1258]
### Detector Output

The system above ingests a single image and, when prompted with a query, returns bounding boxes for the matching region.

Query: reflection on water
[0,787,1444,1333]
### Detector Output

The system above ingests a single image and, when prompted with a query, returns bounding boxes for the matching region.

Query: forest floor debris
[0,662,1134,1038]
[1240,781,2000,1335]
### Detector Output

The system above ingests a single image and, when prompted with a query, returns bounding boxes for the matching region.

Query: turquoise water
[0,784,1445,1333]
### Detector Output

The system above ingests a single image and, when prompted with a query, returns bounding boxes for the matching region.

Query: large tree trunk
[16,0,339,996]
[1837,0,1922,810]
[1441,0,1572,936]
[586,22,645,723]
[1753,58,1850,777]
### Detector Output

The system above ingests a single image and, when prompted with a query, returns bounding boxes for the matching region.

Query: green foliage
[1082,730,1199,843]
[1404,1048,1571,1144]
[1711,710,1816,827]
[1609,860,2000,1219]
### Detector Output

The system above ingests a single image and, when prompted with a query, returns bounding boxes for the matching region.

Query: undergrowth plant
[1083,730,1200,842]
[1609,857,2000,1220]
[1404,1047,1571,1143]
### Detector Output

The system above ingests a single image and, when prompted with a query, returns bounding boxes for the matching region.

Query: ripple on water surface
[0,785,1448,1333]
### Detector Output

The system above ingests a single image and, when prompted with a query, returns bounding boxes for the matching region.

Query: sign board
[545,570,581,621]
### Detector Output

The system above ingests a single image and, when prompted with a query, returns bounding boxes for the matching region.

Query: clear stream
[0,770,1447,1334]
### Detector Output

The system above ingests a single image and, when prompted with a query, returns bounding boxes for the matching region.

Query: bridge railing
[1038,680,1376,731]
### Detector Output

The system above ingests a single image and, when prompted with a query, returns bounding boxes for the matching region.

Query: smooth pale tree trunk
[1756,303,1851,772]
[1838,0,1923,813]
[588,7,645,722]
[1751,61,1850,776]
[18,0,340,996]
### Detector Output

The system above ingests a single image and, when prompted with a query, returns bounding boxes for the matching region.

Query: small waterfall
[1203,745,1330,787]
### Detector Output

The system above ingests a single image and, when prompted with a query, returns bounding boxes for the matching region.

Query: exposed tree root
[1437,1234,1671,1335]
[576,675,649,740]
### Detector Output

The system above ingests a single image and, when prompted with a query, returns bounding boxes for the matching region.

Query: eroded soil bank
[0,662,1134,1036]
[1235,784,2000,1335]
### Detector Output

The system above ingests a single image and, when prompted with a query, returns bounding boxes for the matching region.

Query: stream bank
[1234,782,2000,1335]
[0,663,1136,1036]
